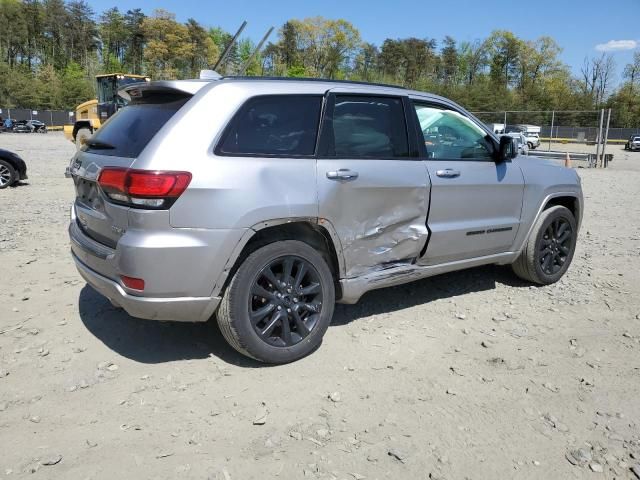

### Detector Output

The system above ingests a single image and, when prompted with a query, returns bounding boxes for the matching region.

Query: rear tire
[512,205,577,285]
[217,240,335,364]
[75,128,92,150]
[0,160,16,189]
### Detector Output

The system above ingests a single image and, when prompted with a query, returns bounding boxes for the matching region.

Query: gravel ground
[1,133,640,479]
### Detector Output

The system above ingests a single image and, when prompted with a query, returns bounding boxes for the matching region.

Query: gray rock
[631,465,640,480]
[566,448,592,466]
[328,391,341,402]
[589,462,603,473]
[388,448,407,463]
[253,403,268,425]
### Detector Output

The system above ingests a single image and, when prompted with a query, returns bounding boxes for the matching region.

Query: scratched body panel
[317,158,430,277]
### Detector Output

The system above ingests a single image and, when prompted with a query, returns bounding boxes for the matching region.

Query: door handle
[435,169,461,178]
[326,169,359,181]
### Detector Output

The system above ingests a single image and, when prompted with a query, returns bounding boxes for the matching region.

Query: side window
[327,95,409,158]
[217,95,322,156]
[413,103,495,160]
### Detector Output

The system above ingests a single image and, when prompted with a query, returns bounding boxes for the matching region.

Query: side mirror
[498,135,517,162]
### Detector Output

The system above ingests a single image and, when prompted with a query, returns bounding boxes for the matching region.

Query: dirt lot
[1,133,639,479]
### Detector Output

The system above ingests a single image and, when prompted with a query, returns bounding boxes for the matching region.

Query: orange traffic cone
[564,152,571,168]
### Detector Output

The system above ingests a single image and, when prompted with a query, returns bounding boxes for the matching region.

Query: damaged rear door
[317,92,430,278]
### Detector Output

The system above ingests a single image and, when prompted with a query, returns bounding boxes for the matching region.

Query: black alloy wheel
[249,255,323,347]
[538,217,573,276]
[217,240,335,364]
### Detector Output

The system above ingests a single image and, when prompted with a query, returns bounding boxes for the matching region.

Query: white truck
[514,124,541,150]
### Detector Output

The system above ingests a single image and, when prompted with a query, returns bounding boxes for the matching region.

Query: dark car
[0,148,28,188]
[28,120,48,133]
[12,120,31,133]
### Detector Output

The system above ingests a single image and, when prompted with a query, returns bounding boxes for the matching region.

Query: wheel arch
[543,195,580,222]
[0,152,26,178]
[515,191,582,255]
[0,154,19,172]
[213,218,345,300]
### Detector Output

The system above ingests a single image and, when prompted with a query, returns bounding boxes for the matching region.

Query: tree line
[0,0,639,127]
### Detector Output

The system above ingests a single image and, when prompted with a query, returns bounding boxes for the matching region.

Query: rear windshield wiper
[85,139,115,149]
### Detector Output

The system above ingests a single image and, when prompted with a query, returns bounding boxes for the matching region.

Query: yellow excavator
[64,73,150,148]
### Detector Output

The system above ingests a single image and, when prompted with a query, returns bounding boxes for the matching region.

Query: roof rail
[221,76,406,89]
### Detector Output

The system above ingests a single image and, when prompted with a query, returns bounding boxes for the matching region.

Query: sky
[90,0,639,83]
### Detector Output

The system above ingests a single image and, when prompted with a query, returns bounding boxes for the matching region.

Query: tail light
[97,168,191,209]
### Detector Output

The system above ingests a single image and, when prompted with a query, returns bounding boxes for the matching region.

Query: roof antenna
[212,21,248,72]
[238,26,274,76]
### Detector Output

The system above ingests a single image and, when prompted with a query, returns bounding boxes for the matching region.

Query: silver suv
[68,77,583,364]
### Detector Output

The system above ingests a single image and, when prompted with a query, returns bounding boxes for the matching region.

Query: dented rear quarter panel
[136,82,324,230]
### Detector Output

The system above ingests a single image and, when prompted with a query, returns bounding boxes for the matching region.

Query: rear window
[216,95,323,157]
[83,93,189,158]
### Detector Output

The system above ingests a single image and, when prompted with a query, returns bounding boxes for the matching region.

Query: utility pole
[601,108,611,168]
[503,111,507,133]
[548,110,555,151]
[595,109,604,167]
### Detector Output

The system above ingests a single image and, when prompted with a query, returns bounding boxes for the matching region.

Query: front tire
[512,205,577,285]
[0,160,16,189]
[217,240,335,364]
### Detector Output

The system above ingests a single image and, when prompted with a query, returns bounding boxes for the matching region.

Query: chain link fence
[0,107,75,128]
[471,110,636,144]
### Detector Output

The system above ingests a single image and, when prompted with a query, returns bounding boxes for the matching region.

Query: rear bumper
[72,250,220,322]
[68,214,227,322]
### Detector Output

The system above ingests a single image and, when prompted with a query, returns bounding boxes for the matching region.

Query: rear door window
[324,95,409,158]
[217,95,323,156]
[83,93,189,158]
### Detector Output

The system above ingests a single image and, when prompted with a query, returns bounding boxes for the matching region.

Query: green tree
[42,0,68,69]
[66,0,97,69]
[0,0,28,68]
[440,36,458,85]
[99,7,127,71]
[60,61,92,107]
[142,9,192,79]
[185,18,218,77]
[123,9,145,74]
[487,30,522,88]
[623,51,640,90]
